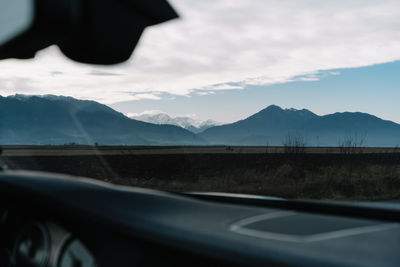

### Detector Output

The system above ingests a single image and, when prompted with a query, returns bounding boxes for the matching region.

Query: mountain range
[200,105,400,147]
[0,95,202,145]
[129,112,221,133]
[0,95,399,146]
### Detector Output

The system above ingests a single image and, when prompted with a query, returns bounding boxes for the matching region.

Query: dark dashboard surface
[1,170,400,267]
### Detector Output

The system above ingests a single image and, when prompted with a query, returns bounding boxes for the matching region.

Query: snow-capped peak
[128,112,222,133]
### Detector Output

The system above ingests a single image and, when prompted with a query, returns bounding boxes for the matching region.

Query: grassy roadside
[113,164,400,201]
[4,151,400,201]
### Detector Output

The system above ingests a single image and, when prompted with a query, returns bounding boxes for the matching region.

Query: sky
[112,61,400,123]
[0,0,399,123]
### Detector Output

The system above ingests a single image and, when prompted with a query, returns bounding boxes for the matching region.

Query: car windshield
[0,0,399,201]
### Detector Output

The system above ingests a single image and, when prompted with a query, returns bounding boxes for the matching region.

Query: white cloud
[126,110,165,117]
[203,84,244,90]
[0,0,399,103]
[195,91,215,96]
[129,93,162,101]
[329,72,341,76]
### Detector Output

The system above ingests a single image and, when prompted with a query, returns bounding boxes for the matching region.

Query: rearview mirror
[0,0,178,65]
[0,0,34,46]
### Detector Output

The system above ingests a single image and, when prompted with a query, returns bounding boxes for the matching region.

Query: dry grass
[112,162,400,201]
[2,145,399,156]
[4,147,400,201]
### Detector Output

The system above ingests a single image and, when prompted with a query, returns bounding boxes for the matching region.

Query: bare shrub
[225,146,234,152]
[282,132,307,153]
[338,134,366,154]
[265,140,270,153]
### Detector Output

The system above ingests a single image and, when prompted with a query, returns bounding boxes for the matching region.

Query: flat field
[2,146,400,201]
[2,145,399,156]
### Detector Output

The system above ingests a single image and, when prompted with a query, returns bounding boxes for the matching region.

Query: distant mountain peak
[264,104,283,111]
[7,94,75,101]
[262,105,314,115]
[251,105,316,121]
[129,112,221,133]
[285,107,316,117]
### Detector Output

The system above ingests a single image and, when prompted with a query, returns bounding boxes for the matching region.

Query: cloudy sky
[1,0,400,123]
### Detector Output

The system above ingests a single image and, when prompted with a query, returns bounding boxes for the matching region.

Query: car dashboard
[1,171,400,267]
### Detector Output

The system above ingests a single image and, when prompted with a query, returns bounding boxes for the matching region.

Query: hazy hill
[200,105,400,146]
[130,112,221,133]
[0,95,204,145]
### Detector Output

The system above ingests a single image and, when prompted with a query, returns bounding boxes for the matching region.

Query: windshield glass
[0,0,399,201]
